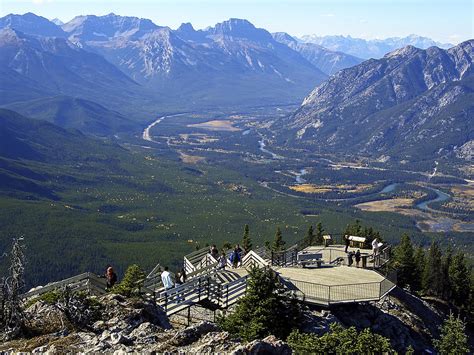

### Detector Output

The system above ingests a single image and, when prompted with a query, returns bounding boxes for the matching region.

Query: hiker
[372,238,379,256]
[348,251,354,267]
[210,244,219,260]
[176,268,186,285]
[218,251,227,270]
[105,266,117,290]
[230,248,241,268]
[344,235,350,253]
[355,249,361,267]
[175,268,186,302]
[236,244,243,266]
[161,266,174,290]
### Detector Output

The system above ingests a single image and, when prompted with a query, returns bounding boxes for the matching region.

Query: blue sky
[1,0,472,43]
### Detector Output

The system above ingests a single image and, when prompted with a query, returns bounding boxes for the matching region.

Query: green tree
[304,225,315,246]
[287,324,393,353]
[412,246,425,293]
[422,241,443,297]
[218,267,301,341]
[272,227,286,251]
[394,234,416,289]
[449,253,470,308]
[315,222,324,245]
[241,224,252,253]
[111,264,145,297]
[441,247,453,299]
[433,314,469,354]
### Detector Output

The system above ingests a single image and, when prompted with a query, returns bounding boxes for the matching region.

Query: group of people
[103,243,244,295]
[161,266,187,291]
[347,249,362,267]
[343,235,382,267]
[211,244,243,269]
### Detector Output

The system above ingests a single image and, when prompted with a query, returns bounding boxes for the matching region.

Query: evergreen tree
[272,227,286,251]
[219,267,301,341]
[422,241,443,297]
[316,222,324,245]
[412,246,425,293]
[441,247,453,299]
[241,224,252,253]
[449,253,470,308]
[304,225,315,246]
[433,314,469,354]
[112,264,146,297]
[394,234,416,289]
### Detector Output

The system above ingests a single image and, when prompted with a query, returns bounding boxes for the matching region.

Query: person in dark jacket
[210,245,219,260]
[355,249,361,267]
[105,266,117,290]
[230,248,241,268]
[348,251,354,267]
[344,235,350,253]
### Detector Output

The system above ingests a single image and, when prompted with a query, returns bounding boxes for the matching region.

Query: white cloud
[320,13,335,18]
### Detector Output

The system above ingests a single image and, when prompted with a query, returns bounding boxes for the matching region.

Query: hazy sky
[1,0,472,43]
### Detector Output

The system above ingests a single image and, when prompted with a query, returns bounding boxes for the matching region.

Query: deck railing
[281,276,396,306]
[21,272,107,300]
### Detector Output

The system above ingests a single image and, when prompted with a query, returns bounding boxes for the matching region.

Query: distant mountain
[61,15,327,107]
[0,28,151,119]
[299,34,453,59]
[272,32,363,75]
[277,41,474,162]
[62,13,160,41]
[0,12,66,37]
[3,95,137,136]
[51,18,64,26]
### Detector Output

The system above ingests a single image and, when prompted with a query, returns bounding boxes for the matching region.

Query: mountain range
[277,40,474,162]
[299,34,453,59]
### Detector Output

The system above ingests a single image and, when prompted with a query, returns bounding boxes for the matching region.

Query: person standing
[372,238,379,256]
[105,266,117,290]
[218,251,227,270]
[348,251,354,267]
[344,235,350,253]
[355,249,361,267]
[230,248,240,268]
[161,266,174,290]
[210,245,219,260]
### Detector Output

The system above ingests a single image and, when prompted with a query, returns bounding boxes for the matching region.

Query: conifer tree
[422,241,443,297]
[272,227,286,251]
[316,222,324,245]
[433,314,469,354]
[394,234,416,289]
[305,225,315,246]
[412,246,425,293]
[441,247,453,299]
[449,253,470,308]
[242,224,252,253]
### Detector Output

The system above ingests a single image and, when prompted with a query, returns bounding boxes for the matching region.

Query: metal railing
[281,276,396,306]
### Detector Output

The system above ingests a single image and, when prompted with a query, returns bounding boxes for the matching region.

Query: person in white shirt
[372,238,379,256]
[161,266,174,290]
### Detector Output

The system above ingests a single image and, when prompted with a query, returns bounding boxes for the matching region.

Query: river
[416,187,450,211]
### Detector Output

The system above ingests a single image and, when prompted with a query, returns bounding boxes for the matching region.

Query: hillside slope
[276,40,474,162]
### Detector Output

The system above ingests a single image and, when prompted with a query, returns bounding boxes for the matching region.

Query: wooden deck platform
[277,265,394,305]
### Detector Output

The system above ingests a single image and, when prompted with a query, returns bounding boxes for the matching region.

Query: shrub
[433,314,469,354]
[287,324,394,354]
[111,264,145,298]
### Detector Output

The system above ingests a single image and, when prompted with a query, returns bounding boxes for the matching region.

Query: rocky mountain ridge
[299,34,453,59]
[272,32,363,75]
[277,40,474,162]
